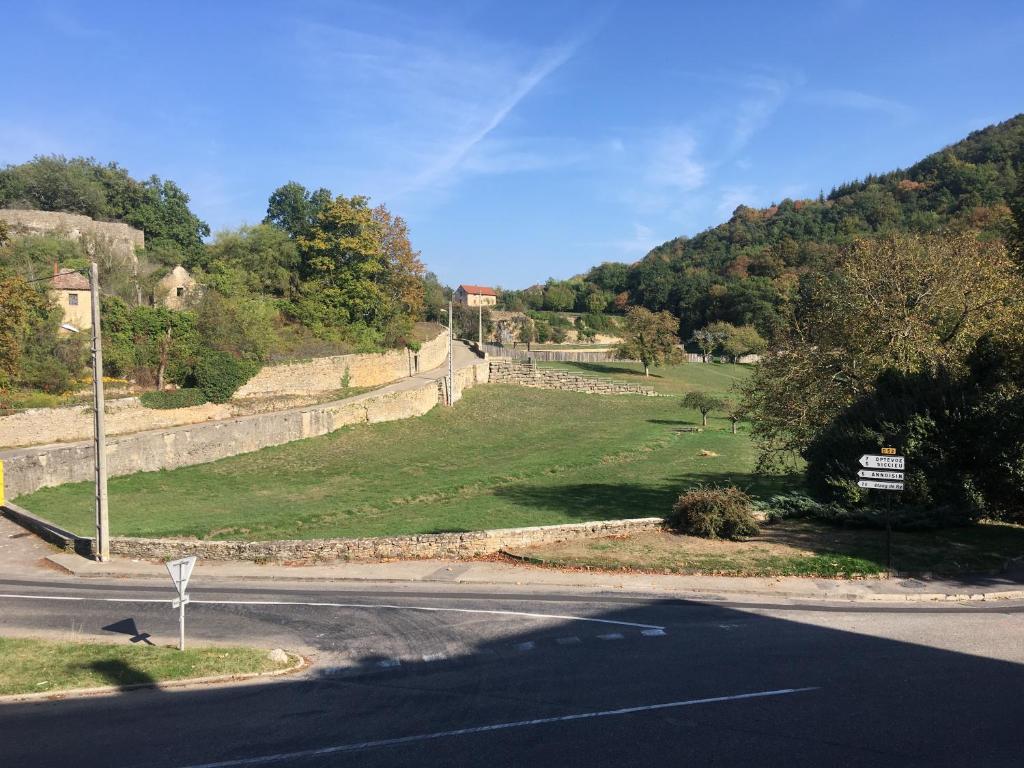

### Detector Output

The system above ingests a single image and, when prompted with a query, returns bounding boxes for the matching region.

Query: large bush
[192,351,260,404]
[667,485,759,540]
[139,388,207,410]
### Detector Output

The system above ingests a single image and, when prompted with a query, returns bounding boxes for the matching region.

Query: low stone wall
[0,329,451,449]
[0,361,491,500]
[236,328,449,397]
[107,517,664,563]
[489,360,656,395]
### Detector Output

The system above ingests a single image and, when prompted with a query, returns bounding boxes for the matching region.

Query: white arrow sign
[166,556,196,599]
[857,469,904,481]
[859,454,905,470]
[858,479,904,491]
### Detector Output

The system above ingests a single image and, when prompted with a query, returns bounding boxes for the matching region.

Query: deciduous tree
[615,306,681,376]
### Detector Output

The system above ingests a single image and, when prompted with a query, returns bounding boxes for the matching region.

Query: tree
[615,306,682,376]
[691,326,722,362]
[372,204,426,321]
[717,323,767,362]
[264,182,333,240]
[682,392,725,427]
[0,273,48,387]
[723,398,747,434]
[543,281,576,312]
[743,232,1023,470]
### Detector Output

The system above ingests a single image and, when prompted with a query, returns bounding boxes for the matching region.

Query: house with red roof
[454,284,497,307]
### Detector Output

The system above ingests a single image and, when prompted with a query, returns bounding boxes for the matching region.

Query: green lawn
[0,638,292,696]
[20,384,791,541]
[537,360,750,396]
[508,520,1024,578]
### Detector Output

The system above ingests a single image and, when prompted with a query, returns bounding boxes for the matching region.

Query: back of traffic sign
[166,556,197,598]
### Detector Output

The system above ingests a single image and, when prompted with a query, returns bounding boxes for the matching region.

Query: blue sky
[3,1,1022,288]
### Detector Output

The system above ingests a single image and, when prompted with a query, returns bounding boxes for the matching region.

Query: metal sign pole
[179,597,186,651]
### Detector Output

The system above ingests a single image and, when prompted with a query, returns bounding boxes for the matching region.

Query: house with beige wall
[454,284,497,307]
[50,267,92,331]
[156,265,197,309]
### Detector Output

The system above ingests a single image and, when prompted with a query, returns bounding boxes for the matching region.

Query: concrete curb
[40,554,1024,604]
[0,651,308,705]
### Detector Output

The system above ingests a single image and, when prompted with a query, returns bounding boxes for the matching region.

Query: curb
[39,555,1024,604]
[0,651,308,705]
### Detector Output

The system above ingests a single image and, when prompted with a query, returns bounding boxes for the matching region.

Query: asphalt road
[1,578,1023,767]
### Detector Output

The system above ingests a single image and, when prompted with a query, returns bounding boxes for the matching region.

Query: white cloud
[805,88,914,123]
[646,129,706,192]
[716,185,757,219]
[730,74,790,153]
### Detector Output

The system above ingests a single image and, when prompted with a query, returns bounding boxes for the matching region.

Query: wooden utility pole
[89,261,110,562]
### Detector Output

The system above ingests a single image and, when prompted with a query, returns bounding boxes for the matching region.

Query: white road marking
[421,653,446,663]
[376,659,400,669]
[172,687,820,768]
[597,633,624,640]
[0,593,664,631]
[641,628,666,637]
[513,641,536,651]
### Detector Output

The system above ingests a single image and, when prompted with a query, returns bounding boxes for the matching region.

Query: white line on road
[172,687,820,768]
[0,593,665,631]
[597,633,624,640]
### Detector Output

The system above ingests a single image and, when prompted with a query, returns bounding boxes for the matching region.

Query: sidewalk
[41,549,1024,604]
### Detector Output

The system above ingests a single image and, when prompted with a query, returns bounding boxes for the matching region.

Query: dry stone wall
[0,361,491,500]
[0,209,144,262]
[236,328,449,397]
[489,360,656,395]
[107,517,663,562]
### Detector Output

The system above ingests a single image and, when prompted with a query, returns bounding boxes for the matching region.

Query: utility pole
[447,300,454,405]
[89,261,110,562]
[478,304,483,347]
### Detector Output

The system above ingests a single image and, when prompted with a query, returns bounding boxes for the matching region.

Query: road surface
[2,576,1023,767]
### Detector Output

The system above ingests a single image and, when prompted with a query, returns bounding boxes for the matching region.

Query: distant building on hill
[454,284,497,307]
[156,265,197,309]
[50,264,92,332]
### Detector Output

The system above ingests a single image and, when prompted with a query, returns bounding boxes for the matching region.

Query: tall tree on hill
[615,306,682,376]
[372,204,426,321]
[264,182,333,240]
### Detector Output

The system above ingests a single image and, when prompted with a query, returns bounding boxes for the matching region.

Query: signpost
[166,556,197,651]
[855,450,904,576]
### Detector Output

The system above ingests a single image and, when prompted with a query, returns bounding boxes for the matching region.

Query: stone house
[156,265,197,309]
[50,265,92,331]
[454,284,497,307]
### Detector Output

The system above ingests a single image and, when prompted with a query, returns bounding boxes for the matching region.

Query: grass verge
[0,637,292,696]
[536,360,750,396]
[507,520,1024,578]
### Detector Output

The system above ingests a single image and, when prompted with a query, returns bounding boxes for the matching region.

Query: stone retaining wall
[0,329,450,449]
[108,517,663,562]
[236,327,449,397]
[0,361,491,500]
[489,360,656,395]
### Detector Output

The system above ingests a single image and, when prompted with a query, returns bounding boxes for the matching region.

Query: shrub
[193,351,260,404]
[753,491,959,531]
[139,388,208,410]
[668,485,759,539]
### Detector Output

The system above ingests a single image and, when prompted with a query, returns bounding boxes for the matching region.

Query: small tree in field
[723,398,747,434]
[616,306,681,376]
[682,391,724,427]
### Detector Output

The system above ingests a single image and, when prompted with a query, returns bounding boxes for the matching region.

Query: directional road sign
[857,479,904,491]
[166,556,196,599]
[859,454,905,470]
[857,469,904,481]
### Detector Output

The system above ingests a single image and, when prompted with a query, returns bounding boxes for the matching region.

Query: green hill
[584,114,1024,338]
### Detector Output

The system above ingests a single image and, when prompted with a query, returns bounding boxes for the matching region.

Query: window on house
[68,293,79,306]
[176,286,185,297]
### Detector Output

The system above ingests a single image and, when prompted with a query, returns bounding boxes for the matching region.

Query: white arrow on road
[858,479,904,491]
[857,469,904,481]
[859,454,905,470]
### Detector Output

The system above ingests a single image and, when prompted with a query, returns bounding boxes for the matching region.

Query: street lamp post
[440,302,454,406]
[89,261,110,561]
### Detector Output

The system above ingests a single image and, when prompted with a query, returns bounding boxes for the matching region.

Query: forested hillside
[583,114,1024,339]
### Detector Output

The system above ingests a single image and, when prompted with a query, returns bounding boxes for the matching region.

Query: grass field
[538,360,750,396]
[0,638,291,696]
[20,383,790,541]
[508,520,1024,578]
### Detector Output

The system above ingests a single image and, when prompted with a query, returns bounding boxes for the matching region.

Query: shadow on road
[1,591,1022,767]
[102,617,155,645]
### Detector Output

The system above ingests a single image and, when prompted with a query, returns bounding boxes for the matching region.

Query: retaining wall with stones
[0,361,490,500]
[236,328,449,397]
[107,517,663,562]
[0,209,144,262]
[489,360,656,395]
[0,329,451,449]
